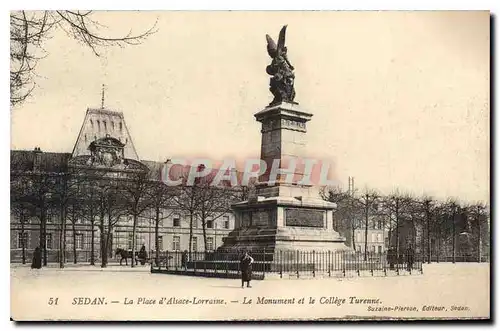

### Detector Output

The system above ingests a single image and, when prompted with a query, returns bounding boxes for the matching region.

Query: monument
[218,26,349,255]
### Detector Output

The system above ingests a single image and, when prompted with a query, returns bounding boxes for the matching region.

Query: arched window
[119,122,123,132]
[90,120,93,129]
[103,121,107,131]
[84,134,87,142]
[97,120,101,131]
[111,121,115,130]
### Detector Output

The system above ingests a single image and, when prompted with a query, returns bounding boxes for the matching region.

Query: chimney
[33,147,42,172]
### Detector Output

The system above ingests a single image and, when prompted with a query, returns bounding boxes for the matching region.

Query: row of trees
[10,164,243,268]
[321,186,490,263]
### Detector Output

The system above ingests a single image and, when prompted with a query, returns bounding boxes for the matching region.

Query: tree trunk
[131,213,138,268]
[452,209,456,264]
[21,219,26,264]
[395,200,400,263]
[426,204,431,264]
[364,206,368,261]
[59,205,67,268]
[351,225,356,251]
[477,210,482,262]
[202,214,208,252]
[155,206,160,266]
[100,202,106,268]
[72,221,77,264]
[189,212,193,259]
[90,219,95,265]
[39,207,48,266]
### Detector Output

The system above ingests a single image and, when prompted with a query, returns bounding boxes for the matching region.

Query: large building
[10,106,236,264]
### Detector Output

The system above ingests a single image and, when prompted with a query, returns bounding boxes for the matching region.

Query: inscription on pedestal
[285,208,325,228]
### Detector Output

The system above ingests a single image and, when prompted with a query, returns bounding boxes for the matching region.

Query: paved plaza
[10,263,489,321]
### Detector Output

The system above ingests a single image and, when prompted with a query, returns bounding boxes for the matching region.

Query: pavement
[10,262,490,321]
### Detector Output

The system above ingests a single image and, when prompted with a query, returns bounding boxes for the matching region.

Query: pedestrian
[240,251,254,288]
[139,244,147,265]
[31,246,42,269]
[181,250,188,271]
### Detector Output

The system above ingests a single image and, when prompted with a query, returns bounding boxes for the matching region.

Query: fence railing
[151,250,424,279]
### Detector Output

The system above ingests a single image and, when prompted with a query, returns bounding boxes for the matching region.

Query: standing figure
[240,251,254,288]
[138,244,147,265]
[181,250,188,271]
[31,246,42,269]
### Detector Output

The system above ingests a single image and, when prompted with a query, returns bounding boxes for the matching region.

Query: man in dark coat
[31,246,42,269]
[240,251,254,288]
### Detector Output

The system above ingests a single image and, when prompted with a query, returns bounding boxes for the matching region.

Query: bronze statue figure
[266,25,296,106]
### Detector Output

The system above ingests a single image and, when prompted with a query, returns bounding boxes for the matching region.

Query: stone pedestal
[218,102,349,258]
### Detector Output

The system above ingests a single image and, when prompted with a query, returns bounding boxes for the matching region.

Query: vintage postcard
[9,10,490,321]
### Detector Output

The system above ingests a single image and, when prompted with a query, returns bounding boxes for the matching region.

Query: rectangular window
[46,233,53,250]
[192,237,198,252]
[357,245,362,252]
[17,232,28,249]
[157,236,163,251]
[206,237,214,251]
[356,232,361,242]
[378,245,382,253]
[371,233,376,242]
[173,236,180,251]
[223,216,230,229]
[173,214,180,227]
[371,245,376,252]
[75,234,84,250]
[206,219,213,229]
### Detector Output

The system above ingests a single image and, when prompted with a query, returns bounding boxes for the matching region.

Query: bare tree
[355,188,380,261]
[147,182,178,266]
[466,202,489,262]
[196,184,235,252]
[119,173,152,267]
[10,178,33,264]
[381,191,414,261]
[10,10,157,107]
[175,184,200,258]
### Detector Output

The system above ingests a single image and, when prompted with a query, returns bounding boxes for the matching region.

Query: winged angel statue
[266,25,296,105]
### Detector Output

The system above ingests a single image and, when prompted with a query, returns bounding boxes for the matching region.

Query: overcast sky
[10,11,489,203]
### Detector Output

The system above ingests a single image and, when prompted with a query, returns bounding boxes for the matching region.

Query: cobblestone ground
[10,263,490,321]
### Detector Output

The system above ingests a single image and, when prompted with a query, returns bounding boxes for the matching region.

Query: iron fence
[151,250,424,279]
